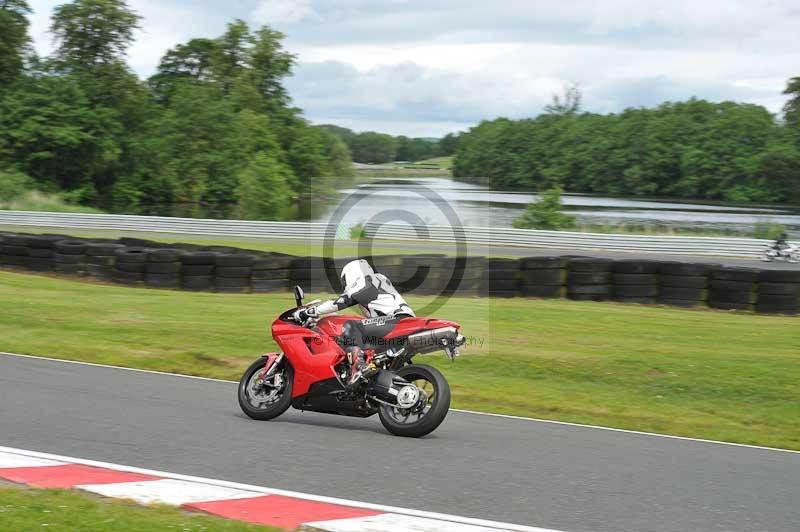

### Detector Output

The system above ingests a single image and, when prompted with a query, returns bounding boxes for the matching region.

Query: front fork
[258,353,284,380]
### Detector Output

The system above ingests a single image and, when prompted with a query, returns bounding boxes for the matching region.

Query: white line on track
[0,445,561,532]
[2,351,798,455]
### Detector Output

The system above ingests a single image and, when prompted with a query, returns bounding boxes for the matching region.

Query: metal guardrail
[0,210,769,257]
[0,210,333,239]
[363,223,769,257]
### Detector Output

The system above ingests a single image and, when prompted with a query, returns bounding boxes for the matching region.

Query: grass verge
[0,484,278,531]
[1,191,103,214]
[0,270,798,450]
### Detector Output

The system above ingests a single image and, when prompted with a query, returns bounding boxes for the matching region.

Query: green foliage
[349,223,367,240]
[51,0,140,68]
[0,167,33,201]
[236,151,294,220]
[0,74,99,191]
[349,131,397,163]
[783,76,800,147]
[0,0,31,86]
[438,132,460,155]
[455,97,800,204]
[0,2,353,219]
[395,136,439,161]
[753,221,787,240]
[321,125,444,163]
[513,185,576,230]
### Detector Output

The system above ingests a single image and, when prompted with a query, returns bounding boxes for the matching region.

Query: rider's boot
[346,347,377,388]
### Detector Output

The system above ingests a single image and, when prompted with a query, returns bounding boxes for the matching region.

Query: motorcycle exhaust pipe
[407,326,459,354]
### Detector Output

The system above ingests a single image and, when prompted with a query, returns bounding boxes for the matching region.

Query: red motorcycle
[238,286,465,437]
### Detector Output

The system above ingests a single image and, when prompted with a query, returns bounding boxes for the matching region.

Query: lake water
[318,177,800,237]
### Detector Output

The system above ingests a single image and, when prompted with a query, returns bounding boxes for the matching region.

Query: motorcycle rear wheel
[238,357,293,420]
[378,364,451,438]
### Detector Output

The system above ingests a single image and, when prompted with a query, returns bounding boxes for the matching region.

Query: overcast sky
[27,0,800,137]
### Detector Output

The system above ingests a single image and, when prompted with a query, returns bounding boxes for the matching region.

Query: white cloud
[252,0,318,26]
[23,0,800,135]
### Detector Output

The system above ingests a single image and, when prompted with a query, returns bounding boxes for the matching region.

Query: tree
[152,83,238,203]
[544,84,582,116]
[0,74,100,191]
[236,151,294,220]
[51,0,140,69]
[513,185,575,230]
[0,0,31,86]
[148,38,217,102]
[349,131,397,163]
[783,77,800,145]
[438,132,460,156]
[246,26,294,112]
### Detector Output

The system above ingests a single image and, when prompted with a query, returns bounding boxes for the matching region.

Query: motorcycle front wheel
[378,364,451,438]
[238,357,293,420]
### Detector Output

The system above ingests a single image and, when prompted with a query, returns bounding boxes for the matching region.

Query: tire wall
[1,232,798,315]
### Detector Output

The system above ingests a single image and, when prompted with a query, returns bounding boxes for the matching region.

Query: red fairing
[271,318,346,398]
[384,317,461,340]
[316,315,361,337]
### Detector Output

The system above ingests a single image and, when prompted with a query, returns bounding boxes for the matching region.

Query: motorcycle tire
[378,364,450,438]
[238,357,293,421]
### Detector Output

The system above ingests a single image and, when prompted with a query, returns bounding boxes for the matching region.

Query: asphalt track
[1,353,798,532]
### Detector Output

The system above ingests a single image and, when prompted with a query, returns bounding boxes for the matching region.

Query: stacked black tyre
[369,255,405,283]
[611,260,660,304]
[26,235,64,272]
[756,270,800,315]
[708,267,758,311]
[145,248,182,289]
[567,258,613,301]
[479,258,520,298]
[288,256,319,293]
[251,254,292,293]
[112,247,148,285]
[1,233,32,269]
[442,256,485,296]
[84,243,123,281]
[180,251,216,291]
[402,254,448,295]
[519,256,567,298]
[659,262,714,307]
[54,239,88,275]
[215,253,255,293]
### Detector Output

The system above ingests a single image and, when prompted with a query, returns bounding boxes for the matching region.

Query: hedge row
[1,232,798,315]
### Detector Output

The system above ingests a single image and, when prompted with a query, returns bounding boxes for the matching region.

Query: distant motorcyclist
[774,233,790,252]
[293,259,415,385]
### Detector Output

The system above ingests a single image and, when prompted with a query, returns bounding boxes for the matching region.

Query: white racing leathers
[314,260,415,319]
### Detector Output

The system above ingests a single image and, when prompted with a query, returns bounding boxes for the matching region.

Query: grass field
[399,156,453,169]
[0,485,279,531]
[1,270,798,449]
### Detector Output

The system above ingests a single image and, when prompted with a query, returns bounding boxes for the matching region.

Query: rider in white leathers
[293,259,415,385]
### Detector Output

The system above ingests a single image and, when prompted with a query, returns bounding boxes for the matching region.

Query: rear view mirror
[294,285,305,307]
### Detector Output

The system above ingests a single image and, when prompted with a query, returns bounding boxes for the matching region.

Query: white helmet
[340,259,374,292]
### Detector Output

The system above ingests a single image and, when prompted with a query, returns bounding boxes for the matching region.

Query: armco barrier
[0,210,771,257]
[1,231,798,315]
